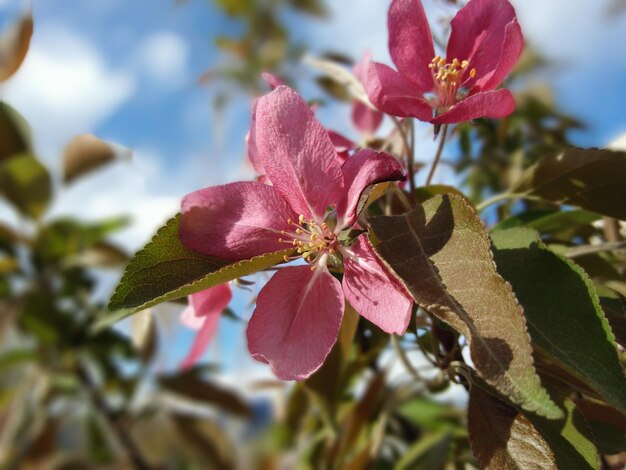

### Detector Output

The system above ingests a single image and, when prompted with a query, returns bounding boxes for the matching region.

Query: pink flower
[179,284,232,369]
[366,0,523,124]
[180,86,412,380]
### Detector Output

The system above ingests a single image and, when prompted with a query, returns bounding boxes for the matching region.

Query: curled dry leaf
[0,14,33,82]
[63,134,131,184]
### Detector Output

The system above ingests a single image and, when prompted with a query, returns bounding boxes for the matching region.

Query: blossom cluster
[178,0,522,379]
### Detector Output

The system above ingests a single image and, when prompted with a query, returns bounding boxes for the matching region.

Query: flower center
[279,215,339,270]
[428,56,476,108]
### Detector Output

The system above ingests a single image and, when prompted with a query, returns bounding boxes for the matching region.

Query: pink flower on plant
[366,0,523,124]
[180,85,412,380]
[352,51,384,136]
[179,284,232,369]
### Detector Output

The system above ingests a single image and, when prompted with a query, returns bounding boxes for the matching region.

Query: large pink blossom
[366,0,523,124]
[180,86,412,380]
[179,284,232,369]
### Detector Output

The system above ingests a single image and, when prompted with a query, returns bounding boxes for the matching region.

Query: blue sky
[2,0,626,384]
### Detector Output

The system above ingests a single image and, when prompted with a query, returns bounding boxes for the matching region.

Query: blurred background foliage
[1,0,626,469]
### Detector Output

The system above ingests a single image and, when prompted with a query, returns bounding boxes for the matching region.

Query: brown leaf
[369,194,562,418]
[468,385,557,470]
[63,134,130,184]
[0,14,33,82]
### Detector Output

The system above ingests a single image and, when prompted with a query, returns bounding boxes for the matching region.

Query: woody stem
[425,123,449,186]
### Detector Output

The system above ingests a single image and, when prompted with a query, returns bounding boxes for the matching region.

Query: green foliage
[0,153,52,219]
[370,194,562,419]
[107,214,292,318]
[491,228,626,414]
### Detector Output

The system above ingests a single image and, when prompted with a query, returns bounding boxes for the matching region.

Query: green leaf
[491,228,626,414]
[396,430,452,470]
[370,194,562,419]
[574,398,626,455]
[512,147,626,220]
[107,214,291,317]
[492,209,601,242]
[414,184,467,204]
[527,398,599,470]
[0,101,31,162]
[0,153,51,219]
[469,385,599,470]
[468,385,557,470]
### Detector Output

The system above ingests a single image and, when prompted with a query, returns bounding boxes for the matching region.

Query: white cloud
[136,32,189,86]
[3,24,135,168]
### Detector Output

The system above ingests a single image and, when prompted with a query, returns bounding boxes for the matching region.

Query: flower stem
[391,117,416,197]
[425,124,449,186]
[475,192,519,211]
[391,335,424,381]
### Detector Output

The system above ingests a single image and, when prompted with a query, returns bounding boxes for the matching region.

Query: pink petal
[447,0,520,89]
[473,20,523,92]
[342,237,412,335]
[366,62,433,121]
[353,50,372,84]
[327,130,355,162]
[180,181,297,260]
[338,149,404,227]
[246,99,265,177]
[351,101,384,136]
[180,284,232,368]
[247,266,344,380]
[431,89,515,125]
[261,72,285,89]
[254,86,345,219]
[388,0,435,92]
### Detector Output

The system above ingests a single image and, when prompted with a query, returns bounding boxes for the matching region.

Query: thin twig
[425,124,449,186]
[565,241,626,259]
[391,335,424,381]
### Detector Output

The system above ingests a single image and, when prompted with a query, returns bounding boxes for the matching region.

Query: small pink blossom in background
[180,85,412,380]
[366,0,523,124]
[179,283,232,369]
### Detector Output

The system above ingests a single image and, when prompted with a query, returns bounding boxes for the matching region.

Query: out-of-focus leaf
[35,217,129,264]
[288,0,328,17]
[315,75,352,102]
[131,309,157,364]
[214,0,252,16]
[0,153,51,219]
[396,430,452,470]
[160,368,251,417]
[370,194,562,419]
[63,134,130,184]
[0,257,18,274]
[0,102,31,162]
[575,398,626,455]
[107,214,292,318]
[0,349,36,370]
[74,242,129,268]
[304,303,359,404]
[468,385,557,470]
[491,228,626,414]
[397,398,464,431]
[304,54,370,106]
[0,14,33,82]
[172,414,235,468]
[512,147,626,220]
[493,209,601,241]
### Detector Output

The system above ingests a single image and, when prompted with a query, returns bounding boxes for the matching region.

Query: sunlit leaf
[0,14,33,82]
[492,209,601,242]
[512,147,626,220]
[574,398,626,455]
[63,134,130,184]
[469,385,564,470]
[0,153,51,219]
[106,214,291,321]
[0,101,31,162]
[370,194,562,418]
[491,228,626,414]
